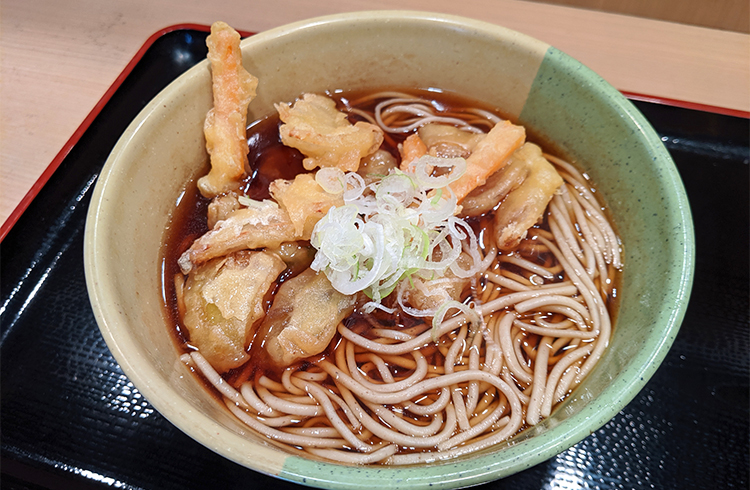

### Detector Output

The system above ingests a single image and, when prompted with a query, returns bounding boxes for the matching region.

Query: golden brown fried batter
[262,268,356,367]
[181,175,341,274]
[403,253,473,311]
[198,21,258,198]
[461,143,537,217]
[178,202,296,274]
[207,191,242,228]
[448,120,525,202]
[276,94,384,172]
[398,133,428,172]
[269,173,344,240]
[182,251,285,373]
[493,143,563,250]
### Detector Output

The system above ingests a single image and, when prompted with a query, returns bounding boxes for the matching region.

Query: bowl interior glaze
[84,11,694,489]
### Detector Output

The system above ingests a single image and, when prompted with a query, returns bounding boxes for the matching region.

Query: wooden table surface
[2,0,748,230]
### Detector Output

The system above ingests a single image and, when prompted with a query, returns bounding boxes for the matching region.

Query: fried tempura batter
[269,173,344,240]
[461,143,538,217]
[198,22,258,198]
[182,251,285,373]
[178,201,296,274]
[398,133,427,172]
[403,253,473,311]
[492,143,563,250]
[207,191,242,228]
[181,175,342,274]
[262,268,356,367]
[448,120,525,202]
[276,94,384,172]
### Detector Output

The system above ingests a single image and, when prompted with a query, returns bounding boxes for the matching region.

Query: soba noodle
[172,89,621,465]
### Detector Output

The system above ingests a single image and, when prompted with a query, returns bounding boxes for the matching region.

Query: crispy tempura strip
[207,191,242,228]
[461,143,537,217]
[448,120,525,202]
[198,21,258,198]
[178,203,296,274]
[399,133,428,172]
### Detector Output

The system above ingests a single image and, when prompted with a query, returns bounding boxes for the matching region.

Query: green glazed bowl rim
[85,10,695,490]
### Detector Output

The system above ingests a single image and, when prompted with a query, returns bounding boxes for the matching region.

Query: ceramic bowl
[84,11,694,489]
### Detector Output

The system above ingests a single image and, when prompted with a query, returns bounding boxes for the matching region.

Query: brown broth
[241,115,307,200]
[161,180,208,347]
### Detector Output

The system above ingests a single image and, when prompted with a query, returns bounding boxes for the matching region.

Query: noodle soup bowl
[84,10,694,489]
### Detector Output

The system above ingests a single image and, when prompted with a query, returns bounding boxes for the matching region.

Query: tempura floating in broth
[165,22,622,465]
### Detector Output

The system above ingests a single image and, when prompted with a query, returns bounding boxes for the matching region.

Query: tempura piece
[461,143,537,217]
[405,277,467,311]
[178,201,296,274]
[493,143,564,250]
[182,251,286,373]
[403,254,473,311]
[269,173,344,240]
[266,242,316,274]
[418,123,486,159]
[207,191,242,228]
[398,133,427,172]
[276,94,384,172]
[198,21,258,198]
[448,120,525,202]
[357,149,398,185]
[263,268,356,367]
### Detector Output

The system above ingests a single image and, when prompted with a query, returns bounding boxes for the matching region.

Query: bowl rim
[84,10,695,489]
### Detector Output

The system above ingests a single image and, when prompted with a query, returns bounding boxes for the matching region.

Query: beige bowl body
[84,11,694,489]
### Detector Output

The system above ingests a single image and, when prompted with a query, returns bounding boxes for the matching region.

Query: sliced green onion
[310,155,486,312]
[315,167,346,194]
